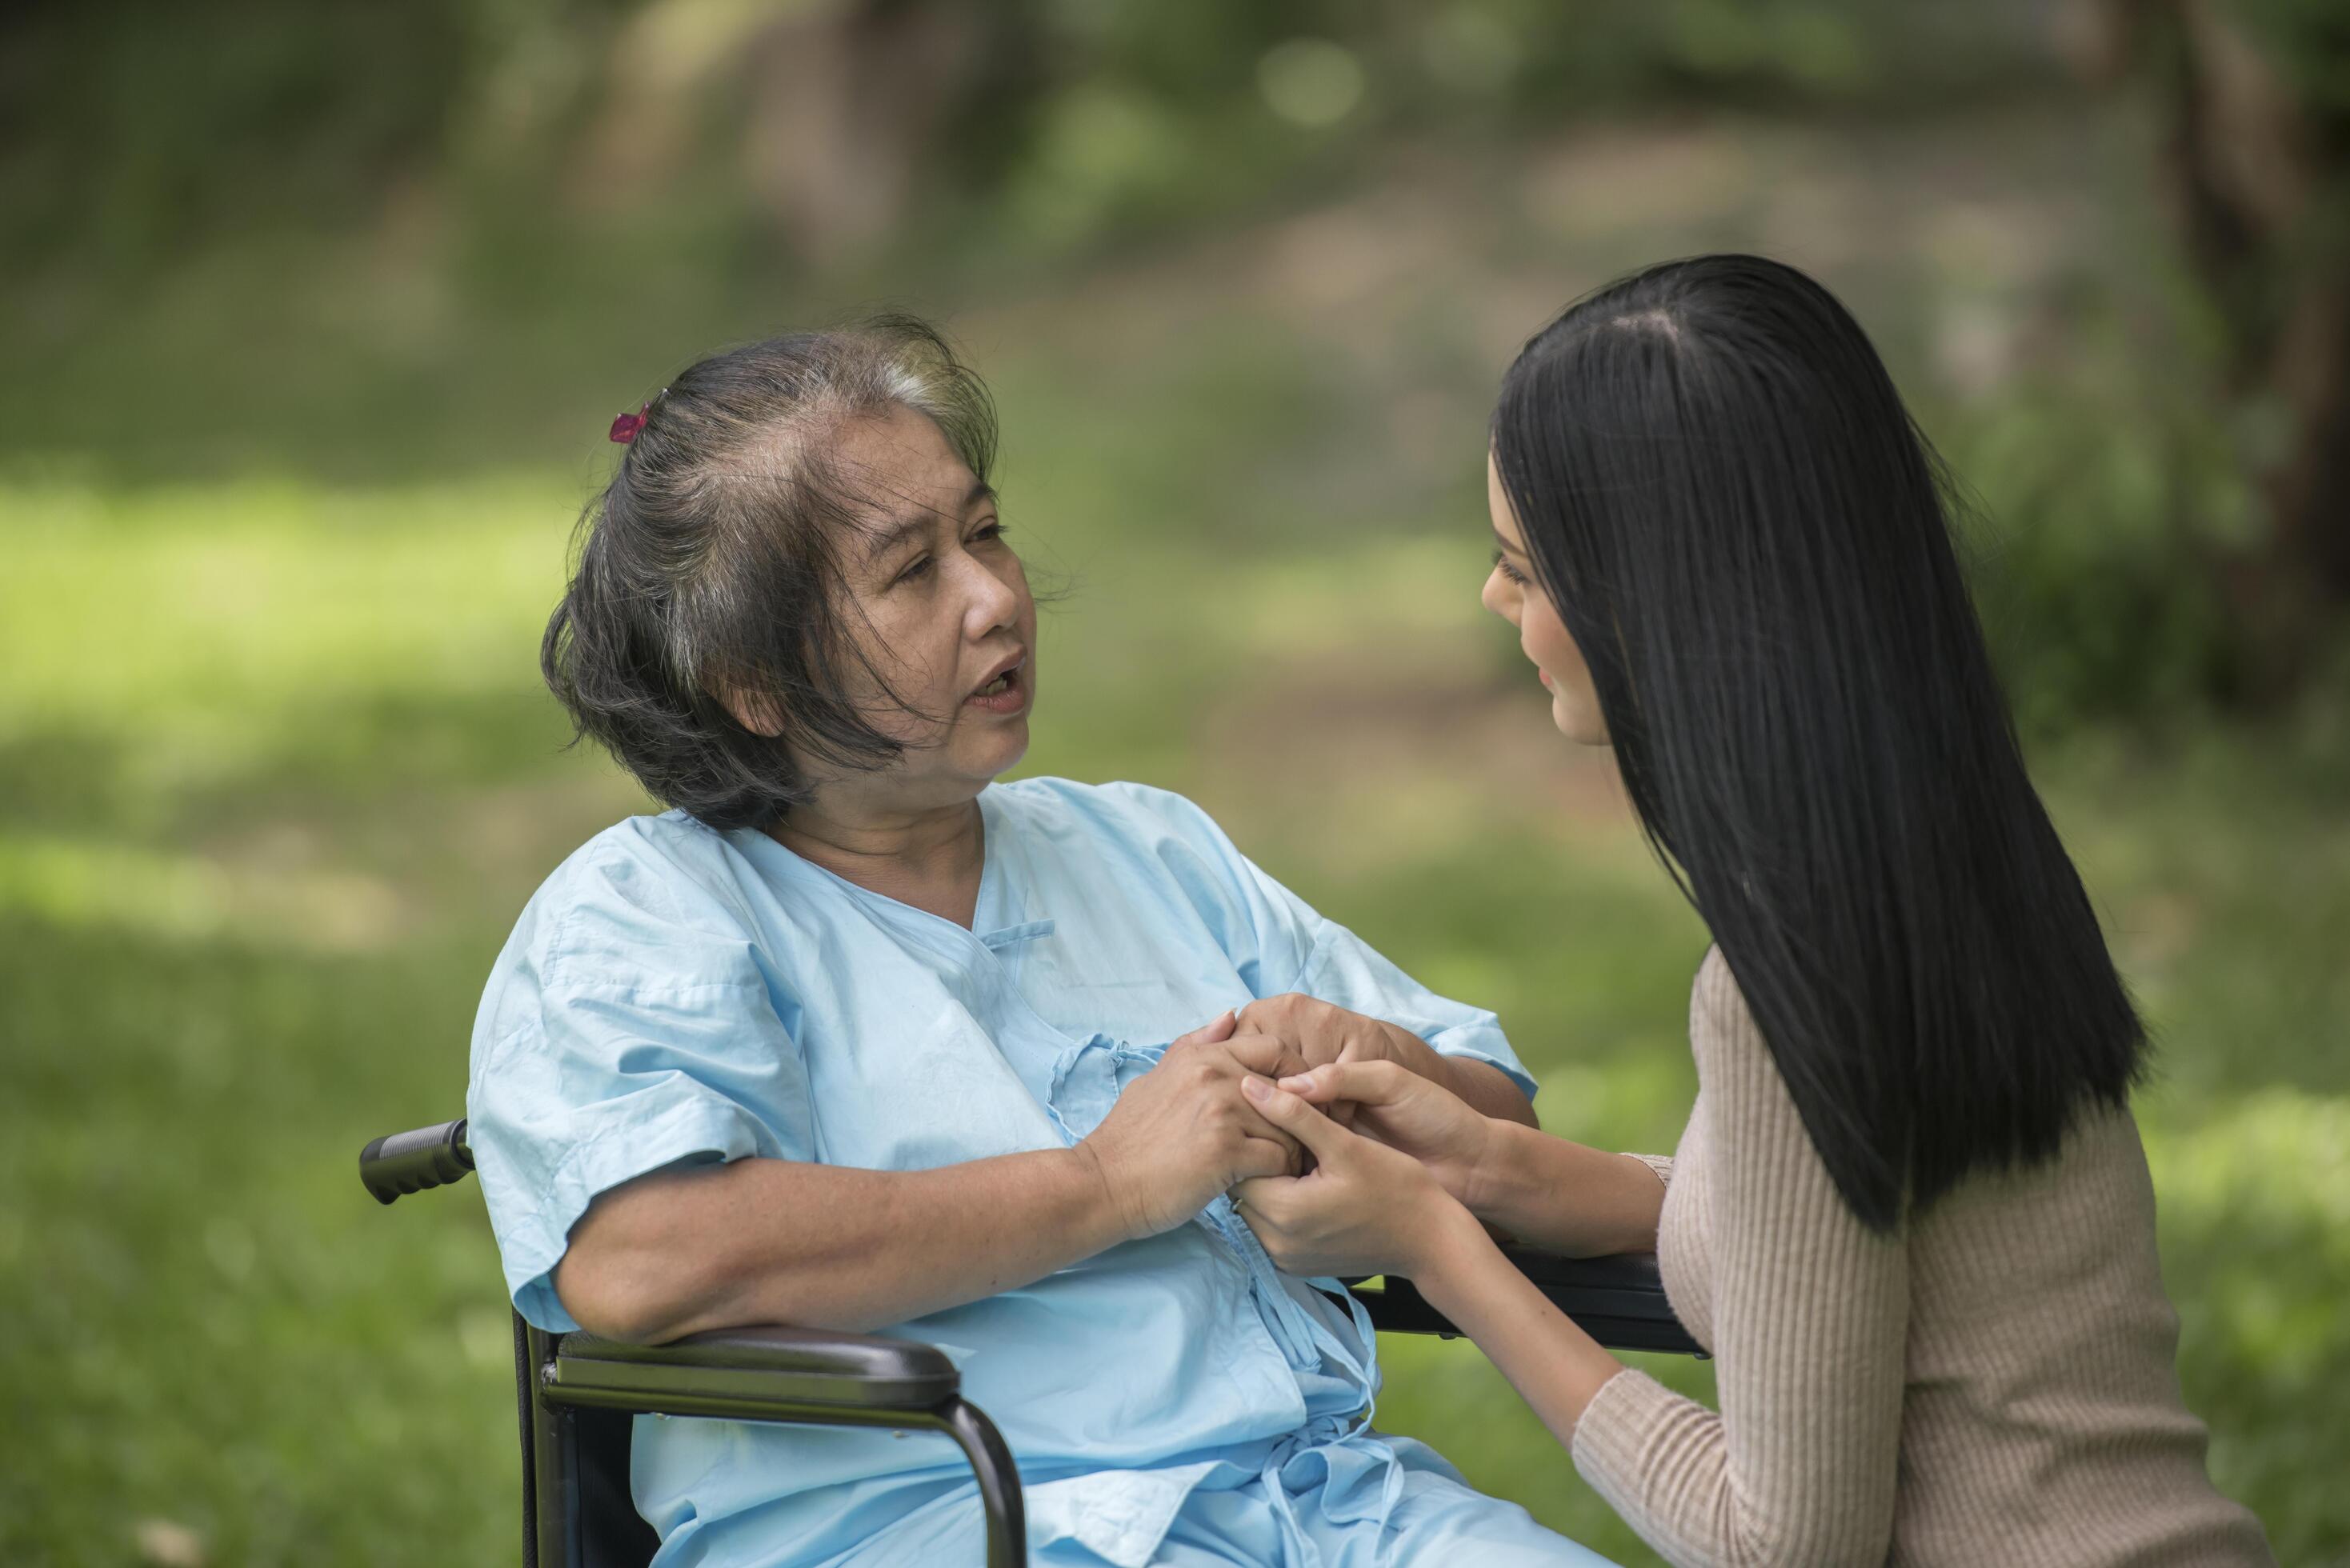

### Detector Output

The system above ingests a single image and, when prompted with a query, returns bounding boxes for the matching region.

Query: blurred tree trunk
[2080,0,2350,698]
[739,0,999,266]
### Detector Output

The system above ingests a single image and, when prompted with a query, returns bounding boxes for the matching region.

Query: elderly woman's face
[829,404,1037,801]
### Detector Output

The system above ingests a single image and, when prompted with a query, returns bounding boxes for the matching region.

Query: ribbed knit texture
[1570,948,2274,1567]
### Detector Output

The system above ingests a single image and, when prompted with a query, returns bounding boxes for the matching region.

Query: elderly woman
[466,319,1612,1567]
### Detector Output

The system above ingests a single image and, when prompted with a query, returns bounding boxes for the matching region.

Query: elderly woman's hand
[1230,1075,1480,1280]
[1238,993,1439,1077]
[1078,1012,1308,1242]
[1234,994,1447,1128]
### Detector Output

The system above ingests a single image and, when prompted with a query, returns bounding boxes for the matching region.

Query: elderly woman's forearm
[554,1148,1128,1342]
[1440,1055,1541,1127]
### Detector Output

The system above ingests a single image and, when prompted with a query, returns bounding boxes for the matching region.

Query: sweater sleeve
[1622,1153,1674,1189]
[1570,950,1909,1568]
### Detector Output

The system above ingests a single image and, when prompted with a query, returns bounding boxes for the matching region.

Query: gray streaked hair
[542,315,999,829]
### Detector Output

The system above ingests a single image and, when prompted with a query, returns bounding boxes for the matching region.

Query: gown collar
[727,787,1055,950]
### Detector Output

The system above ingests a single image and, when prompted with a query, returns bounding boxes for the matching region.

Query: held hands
[1229,1075,1479,1279]
[1233,994,1447,1129]
[1276,1058,1498,1213]
[1077,1010,1312,1242]
[1264,1066,1672,1262]
[1075,1001,1501,1257]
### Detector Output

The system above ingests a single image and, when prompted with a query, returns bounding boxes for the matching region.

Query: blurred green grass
[5,110,2346,1568]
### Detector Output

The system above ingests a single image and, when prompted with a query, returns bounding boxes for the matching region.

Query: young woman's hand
[1275,1058,1499,1213]
[1230,1074,1480,1279]
[1079,1012,1305,1241]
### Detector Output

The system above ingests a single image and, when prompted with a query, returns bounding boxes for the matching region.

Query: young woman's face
[1481,449,1607,746]
[819,403,1037,804]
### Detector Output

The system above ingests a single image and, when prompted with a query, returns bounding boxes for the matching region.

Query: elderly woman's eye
[894,555,934,586]
[972,522,1007,544]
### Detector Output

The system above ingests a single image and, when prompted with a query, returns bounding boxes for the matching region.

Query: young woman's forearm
[556,1146,1127,1343]
[1469,1122,1666,1256]
[1411,1218,1627,1447]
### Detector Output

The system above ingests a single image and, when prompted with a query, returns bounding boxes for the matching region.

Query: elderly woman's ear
[717,685,787,739]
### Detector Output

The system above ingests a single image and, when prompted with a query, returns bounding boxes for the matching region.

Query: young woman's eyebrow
[1491,530,1526,558]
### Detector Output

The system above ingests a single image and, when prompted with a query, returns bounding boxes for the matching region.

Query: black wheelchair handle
[361,1118,475,1205]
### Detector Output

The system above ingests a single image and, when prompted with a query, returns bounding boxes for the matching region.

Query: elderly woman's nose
[962,555,1023,638]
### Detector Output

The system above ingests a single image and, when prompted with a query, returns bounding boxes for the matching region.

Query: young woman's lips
[965,662,1028,714]
[1538,668,1553,689]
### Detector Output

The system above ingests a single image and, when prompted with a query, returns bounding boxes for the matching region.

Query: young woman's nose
[1480,565,1518,626]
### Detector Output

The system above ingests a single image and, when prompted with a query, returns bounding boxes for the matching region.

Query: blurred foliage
[2243,0,2350,121]
[2,0,511,271]
[1,0,2063,278]
[2097,0,2350,696]
[8,0,2340,728]
[1943,354,2256,732]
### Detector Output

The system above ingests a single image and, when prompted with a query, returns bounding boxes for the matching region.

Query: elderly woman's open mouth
[966,649,1028,714]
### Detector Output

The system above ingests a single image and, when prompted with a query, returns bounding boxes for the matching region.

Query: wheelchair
[362,1118,1703,1568]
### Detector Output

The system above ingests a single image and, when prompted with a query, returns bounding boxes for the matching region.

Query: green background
[5,4,2344,1564]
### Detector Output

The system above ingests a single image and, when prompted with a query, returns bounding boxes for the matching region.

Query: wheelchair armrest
[540,1325,1027,1566]
[1352,1247,1706,1358]
[548,1325,962,1417]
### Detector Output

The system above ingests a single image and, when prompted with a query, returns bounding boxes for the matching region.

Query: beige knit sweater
[1570,948,2274,1567]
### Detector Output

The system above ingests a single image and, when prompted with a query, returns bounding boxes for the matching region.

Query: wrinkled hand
[1079,1012,1311,1241]
[1275,1058,1497,1211]
[1234,994,1444,1130]
[1230,1075,1476,1280]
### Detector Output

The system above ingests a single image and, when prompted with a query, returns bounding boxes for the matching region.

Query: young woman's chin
[1550,693,1610,748]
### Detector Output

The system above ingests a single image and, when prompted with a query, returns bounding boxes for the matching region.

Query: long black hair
[1493,254,2145,1231]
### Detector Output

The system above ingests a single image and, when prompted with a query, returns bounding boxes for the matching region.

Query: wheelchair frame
[363,1117,1701,1568]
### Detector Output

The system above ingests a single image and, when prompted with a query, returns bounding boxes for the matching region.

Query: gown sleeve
[465,835,815,1332]
[1109,782,1538,1102]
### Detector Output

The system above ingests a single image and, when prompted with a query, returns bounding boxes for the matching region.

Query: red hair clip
[609,402,651,444]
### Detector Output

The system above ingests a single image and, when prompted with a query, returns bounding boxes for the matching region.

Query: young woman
[1230,255,2276,1566]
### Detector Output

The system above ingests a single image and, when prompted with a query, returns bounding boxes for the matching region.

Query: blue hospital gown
[468,777,1613,1567]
